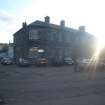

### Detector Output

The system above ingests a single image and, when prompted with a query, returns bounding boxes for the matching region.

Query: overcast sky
[0,0,105,43]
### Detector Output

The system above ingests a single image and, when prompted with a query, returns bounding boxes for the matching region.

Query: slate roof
[29,20,95,39]
[29,20,78,33]
[14,20,95,39]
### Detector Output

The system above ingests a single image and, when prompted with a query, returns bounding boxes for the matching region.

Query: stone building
[13,16,95,63]
[0,43,8,58]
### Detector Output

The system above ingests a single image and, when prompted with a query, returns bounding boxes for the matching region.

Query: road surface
[0,65,105,105]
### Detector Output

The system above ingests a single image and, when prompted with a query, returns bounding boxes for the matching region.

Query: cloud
[0,10,22,43]
[0,0,105,43]
[0,10,15,23]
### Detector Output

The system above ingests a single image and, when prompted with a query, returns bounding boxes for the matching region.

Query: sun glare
[89,37,105,78]
[94,37,105,59]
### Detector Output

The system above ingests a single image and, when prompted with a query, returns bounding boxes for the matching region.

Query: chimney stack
[79,26,85,32]
[22,22,27,28]
[45,16,50,23]
[60,20,65,27]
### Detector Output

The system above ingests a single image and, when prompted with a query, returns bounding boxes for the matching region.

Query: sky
[0,0,105,43]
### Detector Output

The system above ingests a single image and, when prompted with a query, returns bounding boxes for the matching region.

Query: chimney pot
[79,26,85,32]
[60,20,65,27]
[22,22,27,27]
[45,16,50,23]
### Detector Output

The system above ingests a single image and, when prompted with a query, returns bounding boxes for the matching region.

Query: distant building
[8,43,14,58]
[0,43,8,58]
[13,16,96,63]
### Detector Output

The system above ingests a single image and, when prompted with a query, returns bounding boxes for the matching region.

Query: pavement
[0,65,105,105]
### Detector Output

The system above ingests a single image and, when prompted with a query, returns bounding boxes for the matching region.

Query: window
[29,30,39,40]
[29,47,38,58]
[52,31,58,41]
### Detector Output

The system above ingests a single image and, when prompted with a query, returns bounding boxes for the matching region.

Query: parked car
[1,57,14,65]
[36,58,48,66]
[28,57,37,65]
[18,58,30,67]
[78,58,96,70]
[64,57,74,65]
[97,59,105,69]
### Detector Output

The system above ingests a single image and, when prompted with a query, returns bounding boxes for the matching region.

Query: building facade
[13,16,95,63]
